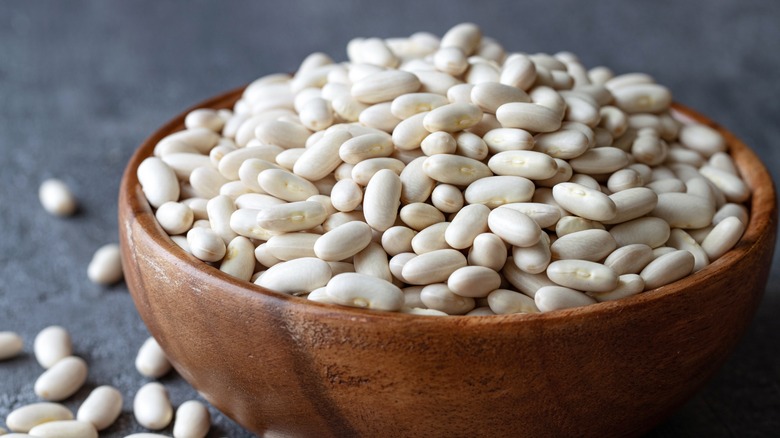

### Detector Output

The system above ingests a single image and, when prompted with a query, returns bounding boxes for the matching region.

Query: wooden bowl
[119,87,777,438]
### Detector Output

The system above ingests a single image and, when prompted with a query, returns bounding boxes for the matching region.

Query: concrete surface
[1,1,778,436]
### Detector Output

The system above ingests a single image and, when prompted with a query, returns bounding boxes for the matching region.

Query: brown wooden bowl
[119,87,777,438]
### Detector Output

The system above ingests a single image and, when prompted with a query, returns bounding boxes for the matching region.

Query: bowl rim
[120,85,778,326]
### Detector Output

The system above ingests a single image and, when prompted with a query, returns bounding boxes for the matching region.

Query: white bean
[487,289,539,314]
[321,211,365,232]
[155,202,194,235]
[640,250,695,290]
[463,176,534,208]
[389,253,417,283]
[533,129,590,159]
[382,226,416,256]
[299,97,333,131]
[420,283,475,315]
[535,286,597,312]
[502,259,558,297]
[185,108,224,131]
[402,249,467,285]
[409,221,449,253]
[699,165,750,203]
[552,182,617,222]
[255,258,332,294]
[363,169,402,232]
[650,192,715,229]
[666,229,710,272]
[446,266,501,298]
[293,130,352,181]
[483,128,534,154]
[603,244,654,275]
[546,260,618,292]
[440,23,481,55]
[135,336,171,379]
[266,232,320,261]
[701,216,745,261]
[587,274,645,302]
[157,127,220,154]
[254,120,311,150]
[454,131,489,160]
[391,93,449,119]
[468,233,508,271]
[258,168,314,200]
[433,46,468,75]
[329,179,363,213]
[173,400,211,438]
[551,229,616,262]
[351,157,405,185]
[27,420,97,438]
[33,326,72,369]
[0,331,23,361]
[326,273,404,311]
[607,168,643,192]
[422,154,492,185]
[603,187,658,225]
[398,202,444,231]
[307,286,336,304]
[568,147,629,174]
[431,184,464,213]
[421,131,457,156]
[134,382,173,430]
[609,217,671,248]
[487,207,541,247]
[352,70,421,104]
[218,236,256,281]
[679,124,727,157]
[314,221,373,261]
[611,83,672,113]
[186,227,227,262]
[500,54,537,90]
[443,204,489,249]
[34,356,88,401]
[217,145,282,180]
[511,232,552,274]
[496,102,562,133]
[402,307,449,316]
[229,209,273,240]
[395,157,435,206]
[254,243,281,268]
[471,82,530,114]
[138,157,180,208]
[38,179,77,217]
[422,103,483,133]
[189,166,228,199]
[6,403,73,433]
[392,113,432,153]
[488,150,558,180]
[76,386,123,431]
[354,100,399,132]
[275,148,306,171]
[500,203,561,229]
[87,243,123,285]
[256,201,328,233]
[339,133,394,164]
[353,242,393,282]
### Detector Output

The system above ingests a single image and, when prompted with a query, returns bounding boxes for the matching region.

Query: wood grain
[119,89,777,438]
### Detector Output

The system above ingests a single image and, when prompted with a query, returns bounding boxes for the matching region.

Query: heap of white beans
[137,23,749,316]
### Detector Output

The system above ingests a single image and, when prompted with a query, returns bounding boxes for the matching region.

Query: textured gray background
[1,1,778,437]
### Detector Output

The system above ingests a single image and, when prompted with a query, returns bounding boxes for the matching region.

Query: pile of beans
[0,328,211,437]
[138,23,749,316]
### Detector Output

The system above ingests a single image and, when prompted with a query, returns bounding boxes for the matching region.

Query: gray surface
[1,1,778,437]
